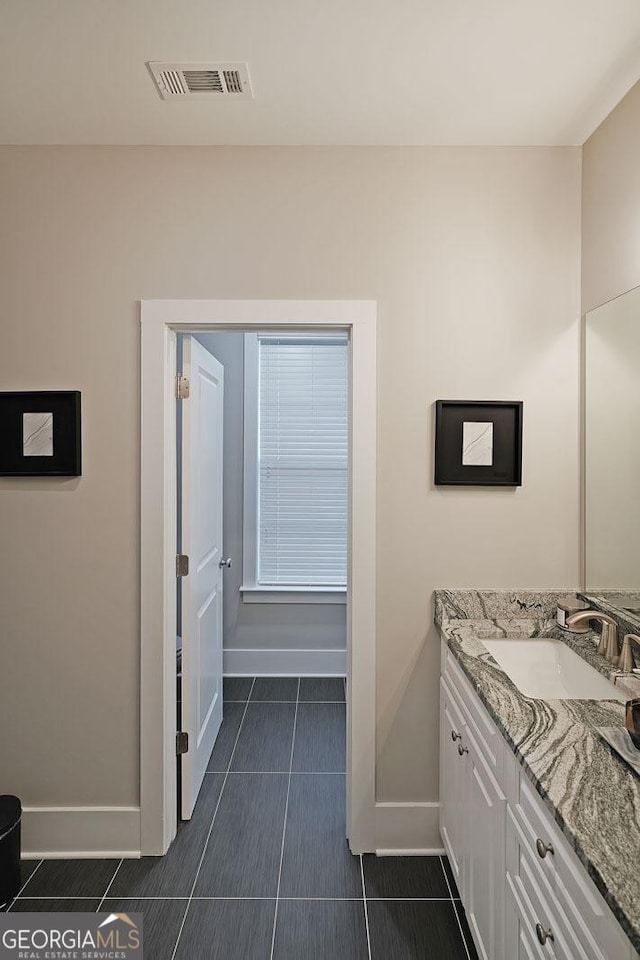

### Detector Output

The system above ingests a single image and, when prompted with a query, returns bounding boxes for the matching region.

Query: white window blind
[258,335,348,587]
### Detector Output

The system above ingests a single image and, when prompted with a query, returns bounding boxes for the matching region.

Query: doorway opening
[175,329,349,823]
[140,300,377,858]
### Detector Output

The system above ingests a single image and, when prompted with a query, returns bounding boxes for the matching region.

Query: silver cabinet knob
[451,730,462,742]
[535,923,554,946]
[457,743,469,756]
[536,838,554,859]
[219,557,233,569]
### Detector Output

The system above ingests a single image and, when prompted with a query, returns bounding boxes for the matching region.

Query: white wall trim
[21,807,141,860]
[374,801,442,854]
[141,299,377,855]
[224,647,347,677]
[242,332,259,590]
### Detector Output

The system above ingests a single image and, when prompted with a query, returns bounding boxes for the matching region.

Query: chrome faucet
[564,609,619,665]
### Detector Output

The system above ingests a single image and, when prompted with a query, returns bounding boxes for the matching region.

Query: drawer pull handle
[457,743,469,756]
[535,923,554,946]
[536,838,554,859]
[451,730,462,742]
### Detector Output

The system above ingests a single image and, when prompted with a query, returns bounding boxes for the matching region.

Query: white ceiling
[1,0,640,146]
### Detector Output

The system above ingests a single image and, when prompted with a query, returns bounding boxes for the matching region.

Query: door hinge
[176,554,189,577]
[175,375,190,400]
[176,731,189,755]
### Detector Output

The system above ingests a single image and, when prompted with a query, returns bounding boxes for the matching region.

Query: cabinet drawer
[512,777,629,960]
[507,806,599,959]
[506,866,575,960]
[511,777,559,892]
[506,879,550,960]
[442,646,504,776]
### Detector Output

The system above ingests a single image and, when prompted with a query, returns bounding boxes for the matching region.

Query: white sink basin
[479,637,625,701]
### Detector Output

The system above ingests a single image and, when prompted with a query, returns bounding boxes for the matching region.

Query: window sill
[240,585,347,605]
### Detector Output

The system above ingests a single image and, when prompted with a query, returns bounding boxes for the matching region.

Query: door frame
[140,299,377,855]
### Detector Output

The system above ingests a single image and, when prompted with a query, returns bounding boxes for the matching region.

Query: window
[242,332,348,601]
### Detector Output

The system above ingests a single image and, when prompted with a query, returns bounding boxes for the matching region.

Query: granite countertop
[434,590,640,955]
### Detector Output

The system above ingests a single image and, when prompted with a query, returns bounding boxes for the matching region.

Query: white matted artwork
[462,421,493,466]
[23,412,54,456]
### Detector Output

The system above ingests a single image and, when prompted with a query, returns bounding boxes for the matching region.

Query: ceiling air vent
[147,62,253,101]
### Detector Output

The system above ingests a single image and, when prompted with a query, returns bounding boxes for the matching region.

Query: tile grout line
[229,699,345,704]
[360,855,372,960]
[6,858,44,908]
[210,770,345,776]
[269,676,300,960]
[358,896,452,901]
[439,855,472,960]
[170,677,257,960]
[97,859,124,912]
[6,895,458,902]
[14,896,194,901]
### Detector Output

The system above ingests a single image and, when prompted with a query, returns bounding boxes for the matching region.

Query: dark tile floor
[5,676,477,959]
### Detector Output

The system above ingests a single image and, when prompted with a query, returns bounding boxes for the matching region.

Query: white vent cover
[147,62,253,100]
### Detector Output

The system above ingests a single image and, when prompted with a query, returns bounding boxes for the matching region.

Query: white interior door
[180,336,225,819]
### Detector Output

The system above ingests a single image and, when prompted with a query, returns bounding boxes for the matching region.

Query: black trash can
[0,796,21,907]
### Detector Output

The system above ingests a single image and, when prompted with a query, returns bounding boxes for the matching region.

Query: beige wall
[582,79,640,313]
[0,146,581,815]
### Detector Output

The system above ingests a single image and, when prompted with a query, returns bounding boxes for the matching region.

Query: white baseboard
[21,806,141,859]
[374,801,443,854]
[224,647,347,676]
[20,802,439,859]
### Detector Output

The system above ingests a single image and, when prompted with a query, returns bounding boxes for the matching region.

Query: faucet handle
[604,622,619,665]
[619,635,640,674]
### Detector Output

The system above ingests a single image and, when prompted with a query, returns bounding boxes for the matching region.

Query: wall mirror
[585,284,640,613]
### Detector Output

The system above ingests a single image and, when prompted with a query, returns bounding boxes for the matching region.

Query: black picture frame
[434,400,523,486]
[0,391,82,477]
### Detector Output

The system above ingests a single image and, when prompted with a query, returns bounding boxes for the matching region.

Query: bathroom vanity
[435,590,640,960]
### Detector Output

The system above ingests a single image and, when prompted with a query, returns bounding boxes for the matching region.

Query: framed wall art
[434,400,522,486]
[0,391,82,477]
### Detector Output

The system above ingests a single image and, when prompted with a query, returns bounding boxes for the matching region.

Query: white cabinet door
[465,727,506,960]
[180,336,225,819]
[439,679,469,899]
[441,661,506,960]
